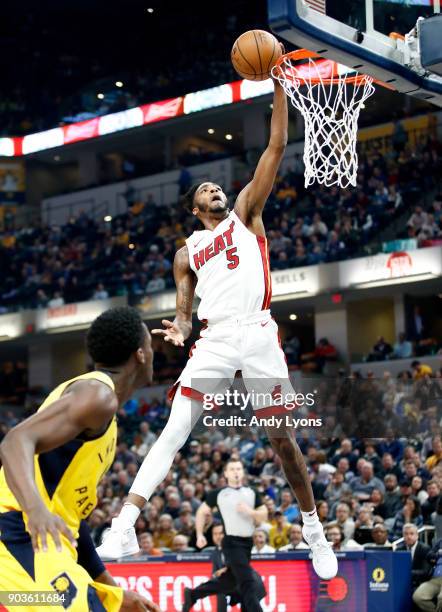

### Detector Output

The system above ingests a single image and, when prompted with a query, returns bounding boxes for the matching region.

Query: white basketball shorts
[168,310,295,414]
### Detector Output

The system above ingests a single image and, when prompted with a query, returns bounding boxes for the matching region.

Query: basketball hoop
[272,49,376,189]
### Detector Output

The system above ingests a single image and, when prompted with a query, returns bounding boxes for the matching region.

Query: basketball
[231,29,282,81]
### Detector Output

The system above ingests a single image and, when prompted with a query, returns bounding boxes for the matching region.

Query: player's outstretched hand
[196,534,207,549]
[152,319,185,347]
[27,504,77,553]
[121,590,160,612]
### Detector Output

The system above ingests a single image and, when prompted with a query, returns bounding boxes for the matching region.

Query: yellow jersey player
[0,307,159,612]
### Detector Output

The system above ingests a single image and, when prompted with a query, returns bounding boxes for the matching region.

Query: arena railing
[393,525,435,549]
[41,197,111,225]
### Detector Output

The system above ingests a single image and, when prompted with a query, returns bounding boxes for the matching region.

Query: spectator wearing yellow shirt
[276,182,297,202]
[412,360,433,380]
[426,438,442,470]
[157,220,172,238]
[1,232,16,248]
[152,514,177,549]
[115,227,129,246]
[175,236,186,249]
[269,511,292,549]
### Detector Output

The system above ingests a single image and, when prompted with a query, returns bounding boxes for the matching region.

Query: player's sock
[119,502,141,527]
[98,389,204,559]
[128,389,204,501]
[301,508,320,528]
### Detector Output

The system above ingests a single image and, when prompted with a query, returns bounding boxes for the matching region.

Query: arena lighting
[146,7,154,13]
[225,134,233,140]
[129,243,135,249]
[97,93,104,100]
[207,128,215,134]
[115,81,123,88]
[353,272,436,289]
[289,314,297,321]
[104,215,112,222]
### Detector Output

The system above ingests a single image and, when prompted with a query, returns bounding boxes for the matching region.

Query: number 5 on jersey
[226,247,239,269]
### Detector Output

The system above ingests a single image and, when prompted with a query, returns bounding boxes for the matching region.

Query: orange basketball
[231,30,282,81]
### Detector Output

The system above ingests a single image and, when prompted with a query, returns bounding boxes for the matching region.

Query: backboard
[268,0,442,106]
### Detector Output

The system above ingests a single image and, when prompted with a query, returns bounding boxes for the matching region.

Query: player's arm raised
[234,74,288,234]
[152,245,196,347]
[0,379,117,552]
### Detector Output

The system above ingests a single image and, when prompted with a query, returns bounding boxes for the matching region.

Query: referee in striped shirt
[194,459,268,612]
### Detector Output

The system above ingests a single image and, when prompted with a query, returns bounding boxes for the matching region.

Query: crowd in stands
[364,301,442,363]
[407,197,442,246]
[3,1,432,142]
[280,135,442,268]
[1,131,441,314]
[1,363,441,552]
[0,2,262,136]
[367,336,441,363]
[86,361,442,612]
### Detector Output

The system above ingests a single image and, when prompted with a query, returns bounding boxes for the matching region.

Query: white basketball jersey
[186,210,271,322]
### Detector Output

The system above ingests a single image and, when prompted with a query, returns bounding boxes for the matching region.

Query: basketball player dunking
[98,78,338,580]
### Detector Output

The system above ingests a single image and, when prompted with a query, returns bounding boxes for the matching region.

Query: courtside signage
[340,246,442,288]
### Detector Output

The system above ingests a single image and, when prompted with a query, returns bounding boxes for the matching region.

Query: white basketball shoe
[302,525,338,580]
[96,518,139,560]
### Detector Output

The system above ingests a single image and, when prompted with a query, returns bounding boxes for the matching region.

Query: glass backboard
[327,0,437,37]
[268,0,442,106]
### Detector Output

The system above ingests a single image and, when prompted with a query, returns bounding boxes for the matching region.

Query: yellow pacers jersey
[0,371,117,539]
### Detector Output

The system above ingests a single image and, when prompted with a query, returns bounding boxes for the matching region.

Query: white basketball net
[272,56,376,188]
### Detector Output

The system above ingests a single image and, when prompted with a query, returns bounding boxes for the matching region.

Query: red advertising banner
[0,552,408,612]
[141,97,184,125]
[107,558,365,612]
[63,118,100,144]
